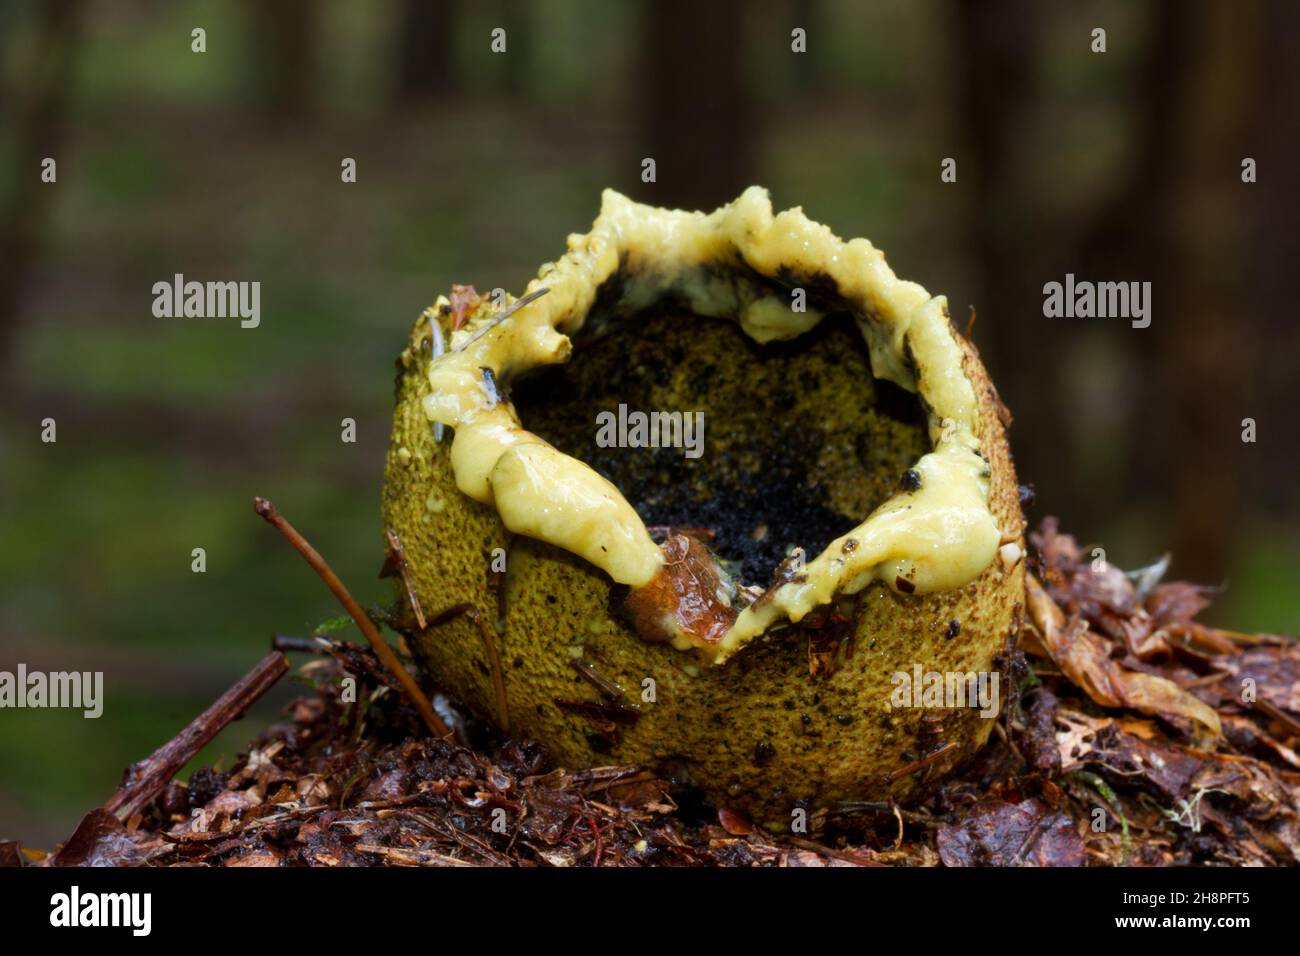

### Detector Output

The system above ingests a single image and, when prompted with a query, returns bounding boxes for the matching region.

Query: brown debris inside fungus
[622,532,739,649]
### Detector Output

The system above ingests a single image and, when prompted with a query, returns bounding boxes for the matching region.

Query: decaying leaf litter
[7,518,1298,868]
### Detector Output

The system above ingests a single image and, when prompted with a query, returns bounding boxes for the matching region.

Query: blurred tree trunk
[637,0,754,209]
[1153,1,1265,583]
[247,0,318,123]
[1072,0,1201,572]
[952,1,1046,481]
[0,0,83,364]
[1079,1,1264,582]
[394,0,456,105]
[1247,1,1300,525]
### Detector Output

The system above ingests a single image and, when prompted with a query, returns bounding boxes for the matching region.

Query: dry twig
[254,496,451,739]
[105,651,289,821]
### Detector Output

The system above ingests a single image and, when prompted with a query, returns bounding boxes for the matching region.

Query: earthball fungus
[383,188,1025,823]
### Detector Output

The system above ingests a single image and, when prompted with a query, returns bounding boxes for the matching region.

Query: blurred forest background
[1,0,1297,845]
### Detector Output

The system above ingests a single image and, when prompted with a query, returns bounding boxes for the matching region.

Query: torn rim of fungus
[420,187,1004,664]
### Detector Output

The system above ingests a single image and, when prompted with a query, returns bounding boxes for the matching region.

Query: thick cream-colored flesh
[420,187,1002,663]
